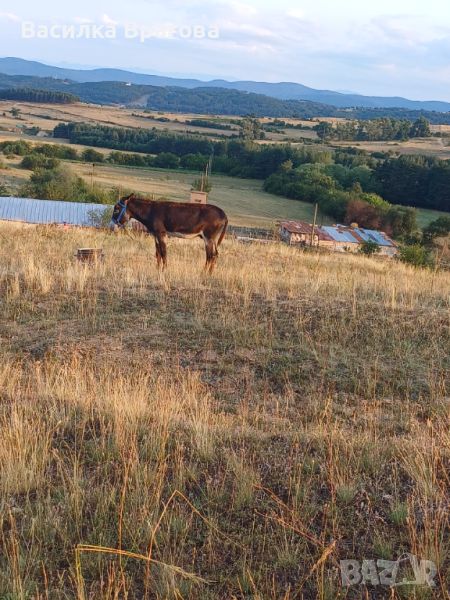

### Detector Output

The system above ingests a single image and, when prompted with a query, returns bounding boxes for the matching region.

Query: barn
[280,220,334,247]
[280,220,398,257]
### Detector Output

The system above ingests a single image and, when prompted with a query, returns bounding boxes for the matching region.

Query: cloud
[365,14,448,47]
[377,63,397,73]
[3,0,450,100]
[73,16,93,24]
[229,1,258,18]
[287,9,305,20]
[101,14,119,26]
[0,12,20,22]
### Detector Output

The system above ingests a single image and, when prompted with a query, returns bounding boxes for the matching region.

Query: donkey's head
[109,194,135,231]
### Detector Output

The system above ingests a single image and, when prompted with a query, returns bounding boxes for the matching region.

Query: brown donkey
[110,194,228,272]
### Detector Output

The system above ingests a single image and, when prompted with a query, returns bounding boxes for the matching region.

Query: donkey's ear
[121,194,132,204]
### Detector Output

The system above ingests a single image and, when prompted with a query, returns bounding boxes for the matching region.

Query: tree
[81,148,104,163]
[239,117,263,141]
[382,206,417,238]
[314,121,333,141]
[410,117,431,138]
[359,240,381,256]
[423,216,450,244]
[280,159,293,172]
[10,107,21,119]
[21,154,60,170]
[345,199,381,229]
[20,165,116,204]
[399,244,434,268]
[180,153,209,171]
[153,153,180,169]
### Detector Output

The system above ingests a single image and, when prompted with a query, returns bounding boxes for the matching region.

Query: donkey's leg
[204,237,218,274]
[156,232,168,270]
[213,225,225,255]
[154,236,163,270]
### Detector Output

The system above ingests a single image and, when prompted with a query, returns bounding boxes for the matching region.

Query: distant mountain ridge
[2,72,450,124]
[0,72,336,119]
[1,57,450,112]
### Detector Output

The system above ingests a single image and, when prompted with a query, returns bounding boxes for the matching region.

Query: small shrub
[191,177,212,193]
[399,245,434,268]
[81,148,105,163]
[389,502,408,526]
[21,154,60,171]
[359,240,381,256]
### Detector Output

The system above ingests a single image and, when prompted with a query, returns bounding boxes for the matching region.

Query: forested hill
[0,73,333,118]
[0,87,79,103]
[1,72,450,123]
[2,56,450,112]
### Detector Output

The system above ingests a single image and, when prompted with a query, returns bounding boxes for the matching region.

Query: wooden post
[310,203,318,247]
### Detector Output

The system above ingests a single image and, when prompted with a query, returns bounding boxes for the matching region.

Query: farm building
[0,196,110,227]
[280,220,334,247]
[280,220,398,257]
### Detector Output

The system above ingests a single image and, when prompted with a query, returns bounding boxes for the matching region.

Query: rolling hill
[1,56,450,112]
[1,72,450,123]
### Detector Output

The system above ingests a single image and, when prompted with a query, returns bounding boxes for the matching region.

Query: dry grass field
[0,102,240,140]
[0,101,320,144]
[333,138,450,160]
[0,223,448,599]
[2,101,450,154]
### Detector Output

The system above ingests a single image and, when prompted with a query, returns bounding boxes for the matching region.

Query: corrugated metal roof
[321,225,396,247]
[280,220,334,242]
[322,226,359,244]
[0,197,110,227]
[361,229,395,247]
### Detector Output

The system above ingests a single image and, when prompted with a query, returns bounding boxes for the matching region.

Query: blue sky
[1,0,450,100]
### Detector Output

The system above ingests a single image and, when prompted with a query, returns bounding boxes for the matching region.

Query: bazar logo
[340,554,437,587]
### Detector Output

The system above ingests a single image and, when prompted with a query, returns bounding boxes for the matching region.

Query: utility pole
[310,203,318,248]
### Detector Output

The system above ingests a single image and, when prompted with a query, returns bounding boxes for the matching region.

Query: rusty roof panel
[280,220,334,241]
[283,221,396,248]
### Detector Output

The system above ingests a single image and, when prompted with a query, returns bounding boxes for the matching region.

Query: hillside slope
[2,56,450,111]
[0,225,448,598]
[2,72,450,122]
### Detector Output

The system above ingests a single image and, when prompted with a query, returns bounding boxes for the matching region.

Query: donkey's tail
[217,218,228,249]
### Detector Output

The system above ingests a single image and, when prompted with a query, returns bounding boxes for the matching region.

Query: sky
[1,0,450,100]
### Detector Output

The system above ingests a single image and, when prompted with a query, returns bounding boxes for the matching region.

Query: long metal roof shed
[321,225,396,247]
[0,197,110,227]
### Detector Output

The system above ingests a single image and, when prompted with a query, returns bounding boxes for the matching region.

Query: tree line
[51,120,450,212]
[264,166,417,237]
[314,117,431,142]
[3,131,450,237]
[0,88,79,104]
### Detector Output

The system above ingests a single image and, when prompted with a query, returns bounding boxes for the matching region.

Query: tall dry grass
[0,223,448,599]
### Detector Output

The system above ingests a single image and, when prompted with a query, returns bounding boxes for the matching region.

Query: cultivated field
[5,101,450,154]
[333,138,450,161]
[0,224,448,599]
[0,102,237,138]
